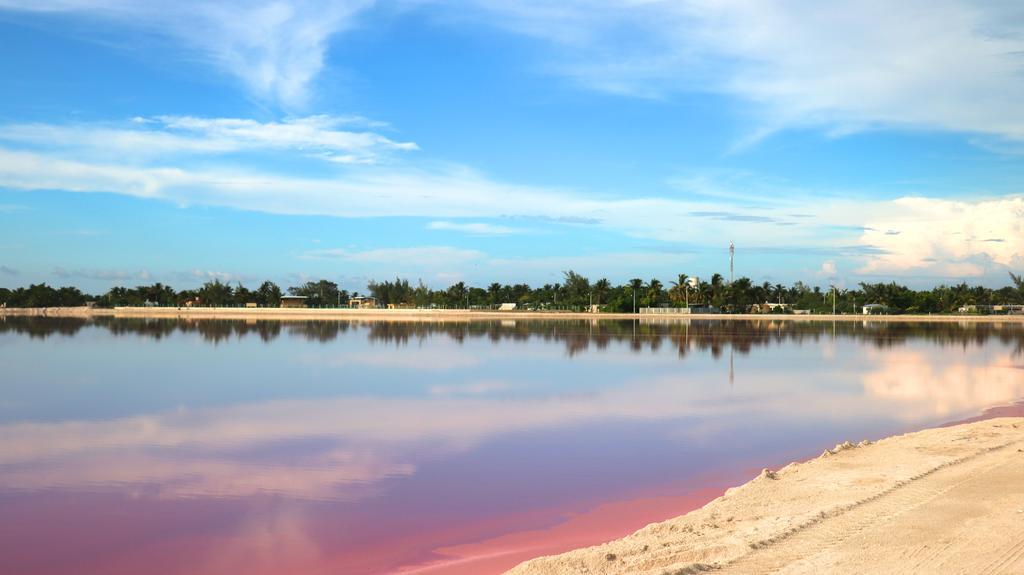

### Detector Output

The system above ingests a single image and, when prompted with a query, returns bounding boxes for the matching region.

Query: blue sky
[1,0,1023,293]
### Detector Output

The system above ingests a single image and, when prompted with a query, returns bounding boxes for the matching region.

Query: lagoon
[0,316,1022,574]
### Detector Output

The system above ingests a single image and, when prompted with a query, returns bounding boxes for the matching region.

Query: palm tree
[1011,272,1024,303]
[647,278,663,306]
[670,274,689,306]
[628,278,644,313]
[593,278,611,305]
[446,282,468,308]
[487,282,503,306]
[710,273,724,307]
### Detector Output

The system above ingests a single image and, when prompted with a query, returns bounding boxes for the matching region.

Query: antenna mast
[729,241,735,284]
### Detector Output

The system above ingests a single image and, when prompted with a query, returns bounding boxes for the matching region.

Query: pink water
[0,317,1021,574]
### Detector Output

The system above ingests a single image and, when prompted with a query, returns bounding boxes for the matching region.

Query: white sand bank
[508,417,1024,574]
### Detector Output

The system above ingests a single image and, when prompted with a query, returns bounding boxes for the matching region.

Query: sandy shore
[507,417,1024,575]
[2,306,1023,323]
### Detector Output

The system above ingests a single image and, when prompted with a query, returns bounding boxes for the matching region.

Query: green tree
[288,280,339,307]
[669,274,691,306]
[368,277,413,306]
[446,282,468,308]
[197,280,234,306]
[487,282,503,306]
[646,278,663,306]
[256,281,283,307]
[593,278,611,305]
[1011,272,1024,303]
[628,278,644,312]
[562,270,591,307]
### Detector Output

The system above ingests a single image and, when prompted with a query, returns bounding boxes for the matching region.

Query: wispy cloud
[502,214,602,225]
[48,267,254,285]
[453,0,1024,144]
[0,116,416,165]
[303,246,485,267]
[0,265,18,276]
[3,142,1022,279]
[690,211,779,224]
[53,267,151,282]
[0,0,375,107]
[7,1,1024,144]
[173,269,252,284]
[427,220,526,235]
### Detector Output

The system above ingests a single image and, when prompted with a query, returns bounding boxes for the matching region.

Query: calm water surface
[1,317,1023,574]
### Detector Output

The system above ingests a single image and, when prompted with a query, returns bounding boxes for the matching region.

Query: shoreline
[3,306,1024,323]
[506,414,1024,575]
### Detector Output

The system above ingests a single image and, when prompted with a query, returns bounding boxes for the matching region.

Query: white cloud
[857,196,1024,277]
[454,0,1024,143]
[0,0,376,107]
[0,116,416,164]
[427,220,525,235]
[6,1,1024,143]
[819,260,837,277]
[3,143,1023,281]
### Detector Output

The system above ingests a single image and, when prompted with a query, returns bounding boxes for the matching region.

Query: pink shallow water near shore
[395,485,735,574]
[392,400,1024,575]
[0,317,1022,574]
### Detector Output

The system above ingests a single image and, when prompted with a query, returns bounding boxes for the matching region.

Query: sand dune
[508,417,1024,575]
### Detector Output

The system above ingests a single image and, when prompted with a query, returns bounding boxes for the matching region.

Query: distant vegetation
[2,272,1023,314]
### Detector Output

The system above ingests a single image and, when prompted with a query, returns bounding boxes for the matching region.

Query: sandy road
[718,440,1024,574]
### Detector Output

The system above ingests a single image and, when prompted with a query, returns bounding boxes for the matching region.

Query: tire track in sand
[712,439,1023,574]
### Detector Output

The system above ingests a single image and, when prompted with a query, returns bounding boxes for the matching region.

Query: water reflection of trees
[1,316,1022,358]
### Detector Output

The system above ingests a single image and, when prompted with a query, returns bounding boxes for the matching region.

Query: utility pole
[632,289,636,314]
[831,285,837,315]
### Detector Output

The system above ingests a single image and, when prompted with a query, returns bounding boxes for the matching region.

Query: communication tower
[729,241,735,284]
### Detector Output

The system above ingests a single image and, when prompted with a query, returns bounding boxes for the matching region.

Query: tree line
[6,316,1021,357]
[2,272,1023,314]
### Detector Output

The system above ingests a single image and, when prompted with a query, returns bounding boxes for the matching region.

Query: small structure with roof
[280,295,307,308]
[748,302,791,314]
[862,303,885,315]
[349,296,377,309]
